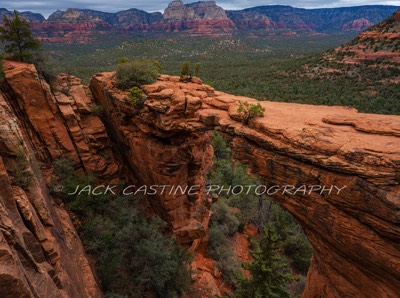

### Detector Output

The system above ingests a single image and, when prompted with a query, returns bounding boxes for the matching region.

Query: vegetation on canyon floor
[1,10,398,297]
[50,131,312,297]
[52,157,192,298]
[208,132,312,297]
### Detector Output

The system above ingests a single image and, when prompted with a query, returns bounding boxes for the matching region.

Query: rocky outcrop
[341,18,373,31]
[164,1,228,21]
[2,61,120,181]
[90,73,400,297]
[336,9,400,64]
[0,8,45,23]
[1,60,399,296]
[162,1,235,35]
[89,73,214,244]
[0,65,103,297]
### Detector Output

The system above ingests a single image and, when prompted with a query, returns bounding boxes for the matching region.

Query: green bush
[117,57,129,64]
[90,105,104,116]
[83,197,192,297]
[14,146,33,190]
[180,61,191,78]
[207,200,241,286]
[116,59,161,89]
[0,56,4,82]
[209,200,239,237]
[237,101,265,125]
[128,86,145,107]
[284,227,313,274]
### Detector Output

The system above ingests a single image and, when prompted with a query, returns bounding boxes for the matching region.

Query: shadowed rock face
[90,73,400,297]
[0,62,105,298]
[1,61,399,297]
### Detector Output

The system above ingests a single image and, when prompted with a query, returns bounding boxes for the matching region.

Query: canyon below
[0,2,400,297]
[0,60,399,297]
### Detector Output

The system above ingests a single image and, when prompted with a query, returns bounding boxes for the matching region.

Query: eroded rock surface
[0,73,102,297]
[1,60,399,297]
[90,72,400,297]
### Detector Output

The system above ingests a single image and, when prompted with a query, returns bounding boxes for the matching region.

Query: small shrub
[207,200,241,286]
[128,86,145,107]
[194,62,201,77]
[15,147,33,190]
[237,101,265,125]
[117,57,129,64]
[116,59,161,90]
[180,61,191,78]
[90,105,104,116]
[210,200,239,237]
[0,56,4,82]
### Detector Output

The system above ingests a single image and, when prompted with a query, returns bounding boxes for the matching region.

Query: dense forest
[50,132,312,298]
[44,33,399,115]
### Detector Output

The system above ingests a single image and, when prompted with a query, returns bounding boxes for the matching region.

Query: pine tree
[0,10,41,62]
[236,225,292,298]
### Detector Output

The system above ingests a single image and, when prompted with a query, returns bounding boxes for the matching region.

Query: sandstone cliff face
[1,61,399,297]
[341,18,373,31]
[0,63,105,297]
[162,0,235,35]
[90,73,400,297]
[89,73,214,244]
[164,1,228,21]
[2,61,120,181]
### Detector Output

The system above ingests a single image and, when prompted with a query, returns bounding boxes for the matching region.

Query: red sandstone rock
[342,18,373,31]
[90,72,400,297]
[0,89,102,297]
[2,60,400,297]
[337,10,400,64]
[2,61,119,181]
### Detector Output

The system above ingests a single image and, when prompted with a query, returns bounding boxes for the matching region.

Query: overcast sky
[2,0,399,18]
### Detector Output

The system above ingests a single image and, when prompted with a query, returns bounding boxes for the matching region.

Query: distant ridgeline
[0,1,399,43]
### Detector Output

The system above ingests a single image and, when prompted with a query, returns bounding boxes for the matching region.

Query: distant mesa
[0,1,399,43]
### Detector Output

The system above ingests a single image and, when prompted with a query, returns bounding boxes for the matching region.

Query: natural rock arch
[1,61,398,297]
[90,73,400,297]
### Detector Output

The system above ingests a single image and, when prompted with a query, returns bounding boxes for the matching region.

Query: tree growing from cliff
[237,101,265,125]
[236,225,292,298]
[0,10,41,62]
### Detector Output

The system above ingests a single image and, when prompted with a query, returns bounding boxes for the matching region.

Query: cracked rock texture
[90,72,400,297]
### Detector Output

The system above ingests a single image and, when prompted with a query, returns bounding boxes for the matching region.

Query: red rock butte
[0,61,399,297]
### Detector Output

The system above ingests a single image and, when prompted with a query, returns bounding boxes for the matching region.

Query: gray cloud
[1,0,399,18]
